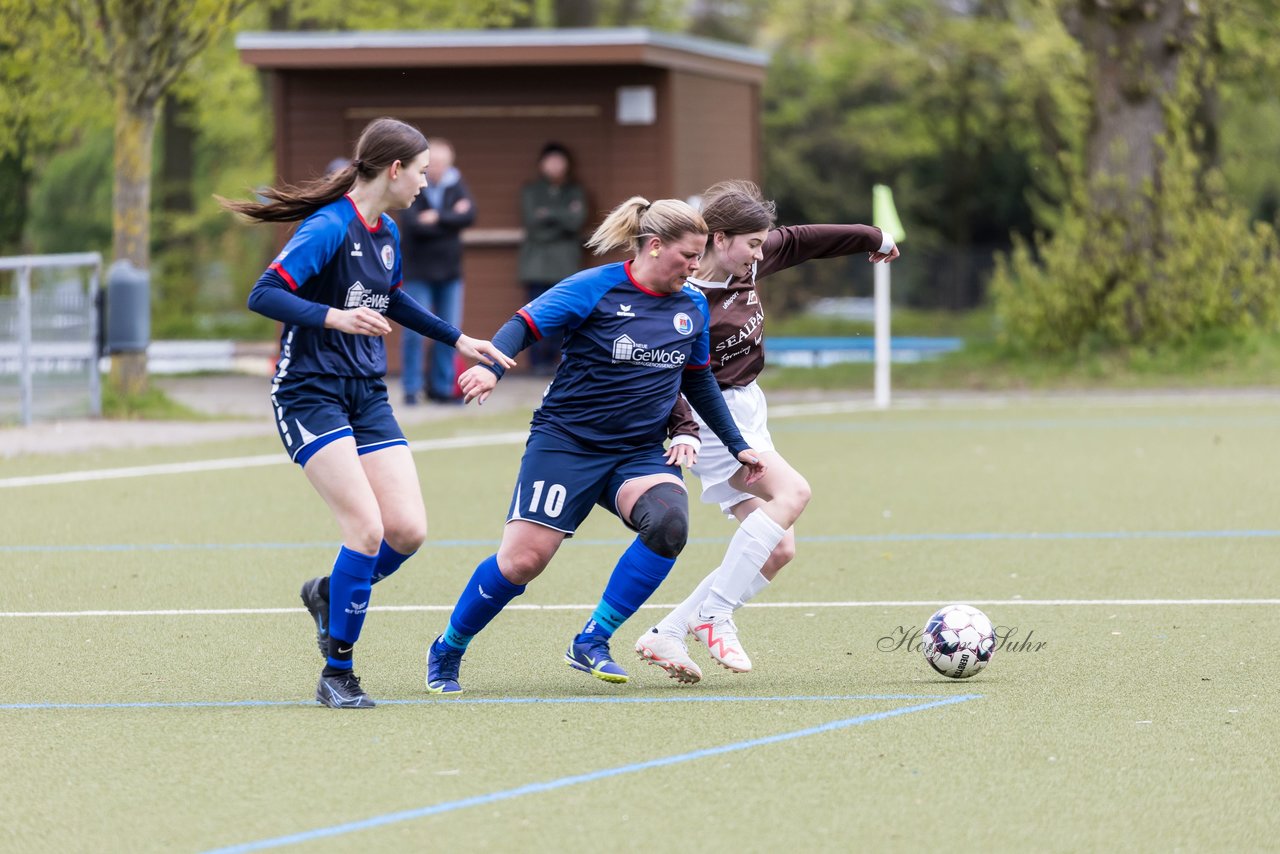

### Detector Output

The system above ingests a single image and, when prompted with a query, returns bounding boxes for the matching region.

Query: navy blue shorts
[505,427,684,535]
[271,374,406,467]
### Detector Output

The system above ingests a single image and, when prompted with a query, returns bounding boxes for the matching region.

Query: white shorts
[689,380,775,514]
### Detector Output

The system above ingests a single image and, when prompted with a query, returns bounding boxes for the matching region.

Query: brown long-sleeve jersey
[666,223,885,440]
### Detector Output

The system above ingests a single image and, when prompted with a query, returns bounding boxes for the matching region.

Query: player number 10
[529,480,567,518]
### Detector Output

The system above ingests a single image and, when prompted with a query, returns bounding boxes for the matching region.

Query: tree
[1061,0,1202,233]
[759,0,1086,308]
[992,0,1280,353]
[0,5,112,254]
[4,0,256,393]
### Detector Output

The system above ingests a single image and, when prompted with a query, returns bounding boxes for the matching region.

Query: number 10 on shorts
[529,480,567,518]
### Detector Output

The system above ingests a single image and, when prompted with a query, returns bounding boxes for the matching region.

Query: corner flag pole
[872,184,905,410]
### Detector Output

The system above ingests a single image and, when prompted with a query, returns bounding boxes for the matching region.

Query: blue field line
[8,527,1280,555]
[773,413,1280,433]
[203,693,979,853]
[0,693,947,712]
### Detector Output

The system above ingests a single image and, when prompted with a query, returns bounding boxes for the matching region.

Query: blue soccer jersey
[518,260,712,450]
[252,195,403,378]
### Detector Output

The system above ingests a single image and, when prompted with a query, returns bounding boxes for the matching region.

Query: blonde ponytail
[587,196,707,256]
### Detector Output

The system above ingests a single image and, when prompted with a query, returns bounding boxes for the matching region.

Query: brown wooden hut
[237,28,768,374]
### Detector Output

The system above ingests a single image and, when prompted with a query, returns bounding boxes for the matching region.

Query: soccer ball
[922,604,995,679]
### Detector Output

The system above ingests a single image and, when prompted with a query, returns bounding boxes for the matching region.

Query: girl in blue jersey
[424,197,767,693]
[221,117,514,708]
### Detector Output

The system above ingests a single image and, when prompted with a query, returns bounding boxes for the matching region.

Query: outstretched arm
[758,224,899,279]
[386,287,461,345]
[388,288,514,372]
[458,314,538,405]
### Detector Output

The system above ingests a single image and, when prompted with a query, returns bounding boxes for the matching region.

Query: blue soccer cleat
[426,636,465,695]
[565,634,629,683]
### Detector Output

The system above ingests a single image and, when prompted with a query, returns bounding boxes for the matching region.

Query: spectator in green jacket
[517,142,587,373]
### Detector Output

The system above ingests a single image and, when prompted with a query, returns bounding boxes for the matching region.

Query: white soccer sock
[655,569,716,638]
[701,509,786,619]
[735,572,770,610]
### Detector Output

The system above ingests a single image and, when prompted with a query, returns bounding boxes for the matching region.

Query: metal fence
[0,253,103,426]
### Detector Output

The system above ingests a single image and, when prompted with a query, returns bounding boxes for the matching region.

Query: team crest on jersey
[673,312,693,335]
[381,244,394,270]
[344,281,390,312]
[746,291,759,305]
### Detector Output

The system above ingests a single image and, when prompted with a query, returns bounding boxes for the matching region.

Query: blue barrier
[765,336,963,366]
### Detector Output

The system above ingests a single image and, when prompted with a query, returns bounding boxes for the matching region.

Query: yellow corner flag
[872,184,906,243]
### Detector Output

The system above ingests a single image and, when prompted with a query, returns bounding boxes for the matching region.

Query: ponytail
[586,196,651,255]
[218,117,428,223]
[587,196,707,256]
[218,165,361,223]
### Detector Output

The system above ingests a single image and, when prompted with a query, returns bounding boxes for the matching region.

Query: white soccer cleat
[634,628,703,684]
[688,613,752,673]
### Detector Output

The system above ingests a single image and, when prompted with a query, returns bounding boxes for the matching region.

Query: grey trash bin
[104,259,150,354]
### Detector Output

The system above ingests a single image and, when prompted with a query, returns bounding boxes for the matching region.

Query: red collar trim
[344,194,381,232]
[624,260,670,297]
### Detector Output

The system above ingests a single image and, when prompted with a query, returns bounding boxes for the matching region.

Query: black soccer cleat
[299,576,329,659]
[315,670,376,709]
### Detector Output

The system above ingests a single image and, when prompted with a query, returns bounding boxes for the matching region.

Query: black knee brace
[629,482,689,558]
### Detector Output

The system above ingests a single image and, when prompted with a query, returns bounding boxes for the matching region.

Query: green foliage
[992,180,1280,353]
[991,0,1280,354]
[28,130,115,255]
[1219,85,1280,224]
[0,3,112,162]
[8,0,1280,356]
[769,306,996,339]
[262,0,528,28]
[101,384,206,420]
[153,31,275,338]
[759,0,1087,307]
[760,329,1280,392]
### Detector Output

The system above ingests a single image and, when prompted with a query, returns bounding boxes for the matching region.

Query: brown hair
[586,196,707,256]
[699,179,776,236]
[219,117,429,223]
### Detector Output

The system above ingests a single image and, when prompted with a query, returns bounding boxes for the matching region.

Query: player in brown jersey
[636,180,899,683]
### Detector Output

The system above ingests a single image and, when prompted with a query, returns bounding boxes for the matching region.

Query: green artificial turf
[1,397,1275,851]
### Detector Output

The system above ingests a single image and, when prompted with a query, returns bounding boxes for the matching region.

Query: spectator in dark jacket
[517,142,586,373]
[400,138,475,403]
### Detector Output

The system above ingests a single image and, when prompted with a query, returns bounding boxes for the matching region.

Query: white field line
[9,392,1274,489]
[2,599,1277,618]
[0,432,530,489]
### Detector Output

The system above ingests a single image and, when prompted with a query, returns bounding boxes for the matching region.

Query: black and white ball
[922,604,995,679]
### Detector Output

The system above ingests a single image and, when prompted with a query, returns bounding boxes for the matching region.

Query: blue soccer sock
[372,540,413,584]
[579,537,676,640]
[326,546,378,670]
[440,555,526,651]
[581,600,629,639]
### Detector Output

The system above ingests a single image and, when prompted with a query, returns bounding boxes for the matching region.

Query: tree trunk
[111,90,157,395]
[0,148,30,254]
[160,94,198,327]
[555,0,598,27]
[1066,0,1202,215]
